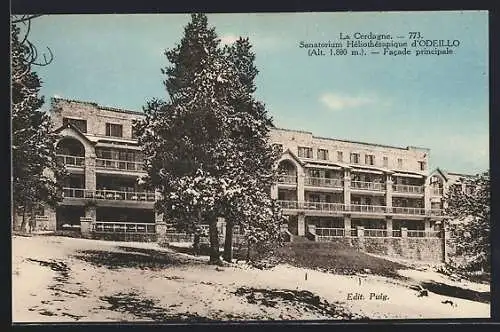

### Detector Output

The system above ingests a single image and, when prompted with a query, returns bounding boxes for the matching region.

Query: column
[357,226,365,249]
[343,168,351,207]
[84,205,96,220]
[155,211,164,223]
[297,171,305,203]
[385,174,393,212]
[297,213,305,236]
[85,155,96,192]
[45,206,57,231]
[386,216,393,236]
[424,177,431,211]
[344,215,351,237]
[424,218,431,236]
[81,206,95,238]
[270,184,278,200]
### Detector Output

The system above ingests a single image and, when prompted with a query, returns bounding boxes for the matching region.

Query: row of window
[291,146,426,171]
[63,117,138,138]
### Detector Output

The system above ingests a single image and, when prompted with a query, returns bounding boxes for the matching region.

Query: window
[418,161,426,171]
[317,148,328,160]
[365,154,375,165]
[397,158,403,168]
[106,123,123,137]
[350,153,360,164]
[298,146,313,158]
[337,151,343,162]
[309,194,320,202]
[383,156,388,167]
[131,126,139,139]
[63,117,87,133]
[273,143,284,153]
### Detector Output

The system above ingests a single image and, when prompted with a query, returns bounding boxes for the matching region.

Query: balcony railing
[364,229,387,237]
[96,158,144,172]
[277,175,297,184]
[392,230,402,237]
[392,206,426,215]
[431,188,444,196]
[277,200,300,209]
[350,204,387,213]
[407,230,422,238]
[277,200,444,217]
[429,209,444,216]
[63,187,156,202]
[392,184,424,194]
[57,154,85,167]
[93,222,156,234]
[304,177,343,188]
[303,201,345,212]
[316,227,345,237]
[351,181,385,191]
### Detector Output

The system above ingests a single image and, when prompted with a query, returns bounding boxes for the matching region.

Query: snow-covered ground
[12,235,490,322]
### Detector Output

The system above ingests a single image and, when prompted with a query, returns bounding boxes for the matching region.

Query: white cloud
[319,92,378,111]
[53,93,62,99]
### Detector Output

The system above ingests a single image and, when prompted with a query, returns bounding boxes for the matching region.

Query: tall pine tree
[136,14,245,264]
[136,14,284,264]
[221,38,284,261]
[11,20,66,232]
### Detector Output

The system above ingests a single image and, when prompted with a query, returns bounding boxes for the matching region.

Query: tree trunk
[223,219,234,262]
[208,216,222,265]
[247,238,251,262]
[29,206,36,233]
[20,202,28,233]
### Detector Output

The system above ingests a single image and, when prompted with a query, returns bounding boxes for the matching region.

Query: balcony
[277,200,344,212]
[351,181,385,191]
[276,200,443,218]
[364,229,388,237]
[277,175,297,184]
[316,227,345,237]
[57,154,85,167]
[392,184,424,194]
[431,188,444,196]
[303,201,345,212]
[392,206,426,216]
[407,230,441,238]
[350,204,387,213]
[429,209,444,216]
[63,187,156,202]
[304,177,343,188]
[96,158,145,172]
[92,222,156,234]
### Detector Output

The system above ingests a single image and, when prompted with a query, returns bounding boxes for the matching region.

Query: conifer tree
[444,170,490,273]
[221,38,284,261]
[136,14,244,264]
[11,19,65,232]
[136,15,285,264]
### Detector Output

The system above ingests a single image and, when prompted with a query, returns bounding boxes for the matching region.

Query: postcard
[11,11,490,322]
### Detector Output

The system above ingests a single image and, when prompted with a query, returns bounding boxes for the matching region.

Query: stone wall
[315,236,444,262]
[50,98,145,139]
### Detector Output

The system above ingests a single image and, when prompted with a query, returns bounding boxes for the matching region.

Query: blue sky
[26,11,489,174]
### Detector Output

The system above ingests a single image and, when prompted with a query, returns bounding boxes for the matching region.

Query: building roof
[51,97,145,116]
[273,127,429,152]
[429,167,474,184]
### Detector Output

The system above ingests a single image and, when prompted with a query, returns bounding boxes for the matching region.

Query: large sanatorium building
[19,98,472,261]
